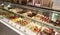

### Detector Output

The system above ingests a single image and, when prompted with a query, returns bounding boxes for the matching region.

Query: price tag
[20,27,25,32]
[3,18,9,22]
[9,20,12,24]
[12,22,17,26]
[15,24,20,29]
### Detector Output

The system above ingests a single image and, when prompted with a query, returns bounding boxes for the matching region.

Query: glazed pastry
[42,27,55,35]
[18,9,28,14]
[27,12,37,17]
[22,10,32,16]
[0,4,4,8]
[23,11,37,17]
[32,14,44,21]
[9,8,23,13]
[11,17,22,22]
[30,25,41,33]
[16,19,29,26]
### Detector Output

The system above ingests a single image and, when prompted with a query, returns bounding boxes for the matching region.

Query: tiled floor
[0,22,19,35]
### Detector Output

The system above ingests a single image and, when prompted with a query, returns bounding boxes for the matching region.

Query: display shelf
[0,1,60,33]
[1,8,60,33]
[8,11,60,32]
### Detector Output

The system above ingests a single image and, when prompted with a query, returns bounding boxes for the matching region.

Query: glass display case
[0,1,60,35]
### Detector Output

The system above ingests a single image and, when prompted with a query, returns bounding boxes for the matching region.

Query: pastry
[9,8,23,13]
[0,4,4,8]
[16,19,29,26]
[42,27,55,35]
[23,11,37,17]
[30,25,41,33]
[8,16,22,22]
[22,10,32,16]
[18,9,28,14]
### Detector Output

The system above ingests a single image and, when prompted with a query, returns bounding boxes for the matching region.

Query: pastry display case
[0,1,60,35]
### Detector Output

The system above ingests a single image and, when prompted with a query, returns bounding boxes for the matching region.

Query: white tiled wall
[53,0,60,10]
